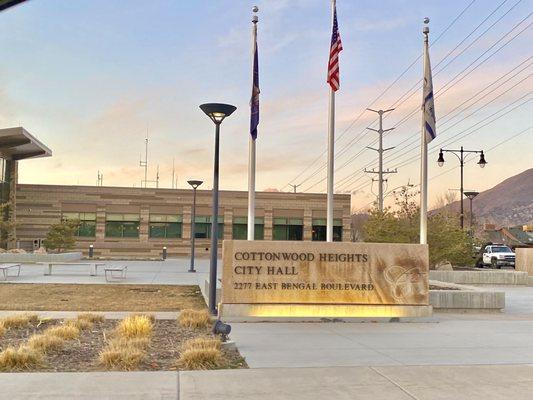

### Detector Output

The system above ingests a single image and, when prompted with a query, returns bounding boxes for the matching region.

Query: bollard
[89,244,94,258]
[162,246,167,260]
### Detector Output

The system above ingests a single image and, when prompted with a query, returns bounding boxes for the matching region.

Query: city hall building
[2,128,352,257]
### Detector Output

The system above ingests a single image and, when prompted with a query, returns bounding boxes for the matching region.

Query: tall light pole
[187,180,203,273]
[464,191,479,237]
[437,147,486,229]
[200,103,236,315]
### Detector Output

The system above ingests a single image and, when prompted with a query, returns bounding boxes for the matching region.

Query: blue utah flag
[422,41,436,143]
[250,33,260,140]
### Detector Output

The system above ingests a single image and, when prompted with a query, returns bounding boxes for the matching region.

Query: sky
[0,0,531,212]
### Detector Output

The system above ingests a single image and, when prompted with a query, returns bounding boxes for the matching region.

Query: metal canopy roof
[0,127,52,161]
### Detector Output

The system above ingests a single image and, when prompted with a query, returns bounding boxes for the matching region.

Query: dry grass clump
[77,313,105,324]
[99,315,154,371]
[177,337,222,370]
[0,345,43,371]
[115,315,153,339]
[27,333,65,353]
[178,309,212,329]
[0,313,39,329]
[0,322,5,337]
[46,324,80,340]
[98,343,144,371]
[66,318,92,330]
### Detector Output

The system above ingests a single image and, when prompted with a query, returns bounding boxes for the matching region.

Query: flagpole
[420,22,430,245]
[326,0,335,243]
[247,6,258,241]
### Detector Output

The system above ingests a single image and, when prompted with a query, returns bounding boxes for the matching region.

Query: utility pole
[96,170,103,186]
[364,108,397,211]
[139,135,148,188]
[172,158,175,189]
[156,165,160,188]
[289,184,300,193]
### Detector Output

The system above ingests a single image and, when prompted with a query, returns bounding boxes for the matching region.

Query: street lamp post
[199,103,237,315]
[464,191,479,237]
[437,146,486,229]
[187,180,203,273]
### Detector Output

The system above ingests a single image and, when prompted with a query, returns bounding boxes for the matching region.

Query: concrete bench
[38,262,106,276]
[105,266,128,282]
[0,263,21,281]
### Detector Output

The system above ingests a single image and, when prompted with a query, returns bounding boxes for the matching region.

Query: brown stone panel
[222,240,429,306]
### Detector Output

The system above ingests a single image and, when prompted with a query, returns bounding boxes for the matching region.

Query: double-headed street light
[200,103,237,315]
[187,180,203,273]
[437,146,486,229]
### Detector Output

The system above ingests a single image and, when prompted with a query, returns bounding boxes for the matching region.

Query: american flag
[327,3,343,91]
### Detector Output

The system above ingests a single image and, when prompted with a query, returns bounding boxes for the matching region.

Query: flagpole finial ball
[252,6,259,13]
[423,17,430,24]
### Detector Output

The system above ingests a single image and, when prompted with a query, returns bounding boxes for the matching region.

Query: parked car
[480,244,516,268]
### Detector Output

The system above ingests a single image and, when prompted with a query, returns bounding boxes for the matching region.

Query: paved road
[3,364,533,399]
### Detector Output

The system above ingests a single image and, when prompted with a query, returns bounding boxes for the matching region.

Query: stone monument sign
[219,240,432,319]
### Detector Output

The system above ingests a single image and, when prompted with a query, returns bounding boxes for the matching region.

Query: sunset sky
[0,0,531,211]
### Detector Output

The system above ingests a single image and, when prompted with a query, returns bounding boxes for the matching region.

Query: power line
[282,0,478,190]
[334,37,532,191]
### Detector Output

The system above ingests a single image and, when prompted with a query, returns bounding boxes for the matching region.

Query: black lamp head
[437,150,445,167]
[187,180,203,189]
[200,103,237,124]
[478,151,487,168]
[464,191,479,200]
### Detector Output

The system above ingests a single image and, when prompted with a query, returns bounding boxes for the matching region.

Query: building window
[62,212,96,237]
[312,218,342,241]
[194,216,224,239]
[149,215,182,239]
[273,217,303,241]
[232,217,264,240]
[105,213,140,238]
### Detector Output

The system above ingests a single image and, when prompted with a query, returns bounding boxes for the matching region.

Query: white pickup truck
[481,244,516,268]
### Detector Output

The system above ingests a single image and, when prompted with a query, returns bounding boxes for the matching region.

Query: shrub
[77,313,105,324]
[178,309,211,330]
[115,315,153,339]
[42,220,78,253]
[46,324,80,340]
[177,336,222,370]
[99,344,144,370]
[0,345,43,371]
[178,348,221,370]
[0,313,39,329]
[27,333,65,353]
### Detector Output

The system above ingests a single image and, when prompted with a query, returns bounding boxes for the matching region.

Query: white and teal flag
[422,42,436,143]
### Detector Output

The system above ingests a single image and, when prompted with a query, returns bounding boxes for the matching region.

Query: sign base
[219,303,433,322]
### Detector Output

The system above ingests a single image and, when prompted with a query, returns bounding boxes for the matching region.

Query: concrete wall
[429,270,528,285]
[14,184,351,258]
[516,248,533,276]
[0,252,82,263]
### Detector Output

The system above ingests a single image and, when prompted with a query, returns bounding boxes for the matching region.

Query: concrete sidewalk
[2,364,533,399]
[230,318,533,368]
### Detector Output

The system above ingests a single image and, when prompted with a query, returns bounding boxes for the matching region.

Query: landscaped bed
[0,313,246,372]
[0,284,206,311]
